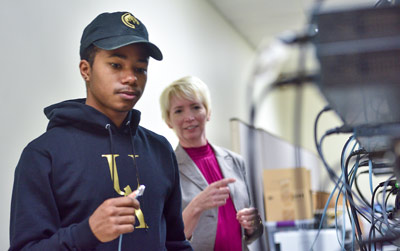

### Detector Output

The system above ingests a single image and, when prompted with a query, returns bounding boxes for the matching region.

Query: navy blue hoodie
[10,99,192,251]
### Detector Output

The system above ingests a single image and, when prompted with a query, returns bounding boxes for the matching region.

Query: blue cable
[368,160,373,195]
[348,161,359,251]
[342,180,346,251]
[335,183,345,250]
[118,234,123,251]
[310,176,341,250]
[368,160,375,251]
[118,185,144,251]
[309,138,357,250]
[338,137,357,251]
[340,137,355,250]
[347,142,360,251]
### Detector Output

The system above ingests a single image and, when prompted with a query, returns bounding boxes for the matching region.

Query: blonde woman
[160,76,263,251]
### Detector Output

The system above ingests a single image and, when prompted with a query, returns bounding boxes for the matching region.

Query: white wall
[0,0,254,248]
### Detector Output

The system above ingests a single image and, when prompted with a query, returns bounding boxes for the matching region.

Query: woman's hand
[236,207,261,236]
[182,178,236,239]
[193,178,236,211]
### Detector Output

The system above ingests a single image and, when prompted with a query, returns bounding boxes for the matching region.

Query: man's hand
[89,192,140,242]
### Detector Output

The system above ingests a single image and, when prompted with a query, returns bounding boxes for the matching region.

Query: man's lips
[116,90,141,100]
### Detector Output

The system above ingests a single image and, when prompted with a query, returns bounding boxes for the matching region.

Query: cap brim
[94,35,163,61]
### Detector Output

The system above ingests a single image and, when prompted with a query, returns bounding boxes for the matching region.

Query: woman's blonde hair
[159,76,211,124]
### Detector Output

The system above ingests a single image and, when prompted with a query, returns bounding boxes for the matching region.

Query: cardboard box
[312,191,343,212]
[262,167,313,222]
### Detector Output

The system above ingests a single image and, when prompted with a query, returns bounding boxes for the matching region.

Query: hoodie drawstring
[105,124,125,251]
[126,120,148,231]
[105,124,115,183]
[108,117,147,251]
[126,120,141,187]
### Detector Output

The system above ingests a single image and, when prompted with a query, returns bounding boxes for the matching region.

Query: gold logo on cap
[121,13,140,29]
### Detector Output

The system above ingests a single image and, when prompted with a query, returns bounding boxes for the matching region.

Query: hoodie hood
[44,98,141,135]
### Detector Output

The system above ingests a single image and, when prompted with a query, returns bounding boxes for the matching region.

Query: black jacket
[10,98,192,251]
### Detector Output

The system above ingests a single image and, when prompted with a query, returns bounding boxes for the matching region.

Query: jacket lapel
[175,145,209,190]
[211,145,239,209]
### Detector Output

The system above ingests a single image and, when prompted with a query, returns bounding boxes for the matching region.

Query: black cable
[375,0,399,7]
[365,181,399,249]
[315,122,367,249]
[316,133,339,183]
[343,184,357,250]
[314,105,360,193]
[314,106,377,250]
[315,124,353,185]
[380,178,400,235]
[313,106,335,179]
[317,134,371,215]
[355,170,372,207]
[335,180,374,250]
[343,149,368,250]
[396,191,400,210]
[374,0,384,6]
[384,189,393,214]
[369,183,381,250]
[249,74,317,126]
[344,150,367,248]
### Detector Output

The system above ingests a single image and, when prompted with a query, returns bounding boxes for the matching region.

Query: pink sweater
[184,143,242,251]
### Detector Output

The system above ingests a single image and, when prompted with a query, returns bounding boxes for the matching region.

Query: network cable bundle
[311,3,400,250]
[245,1,400,250]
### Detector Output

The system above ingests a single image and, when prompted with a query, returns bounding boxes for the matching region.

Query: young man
[9,11,192,250]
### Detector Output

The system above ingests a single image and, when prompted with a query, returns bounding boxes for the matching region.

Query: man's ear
[79,60,91,82]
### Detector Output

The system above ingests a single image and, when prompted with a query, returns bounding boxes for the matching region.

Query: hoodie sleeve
[9,145,100,251]
[163,150,193,251]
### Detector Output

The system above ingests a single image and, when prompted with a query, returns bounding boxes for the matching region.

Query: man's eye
[110,63,121,69]
[135,68,148,74]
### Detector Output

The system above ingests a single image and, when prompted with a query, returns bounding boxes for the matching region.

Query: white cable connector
[119,185,146,251]
[134,185,146,199]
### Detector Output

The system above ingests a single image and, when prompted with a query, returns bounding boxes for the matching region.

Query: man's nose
[122,69,137,85]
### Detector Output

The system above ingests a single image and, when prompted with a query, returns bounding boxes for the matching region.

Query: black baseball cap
[80,12,163,60]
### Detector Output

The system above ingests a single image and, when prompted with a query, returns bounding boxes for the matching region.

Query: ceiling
[206,0,378,49]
